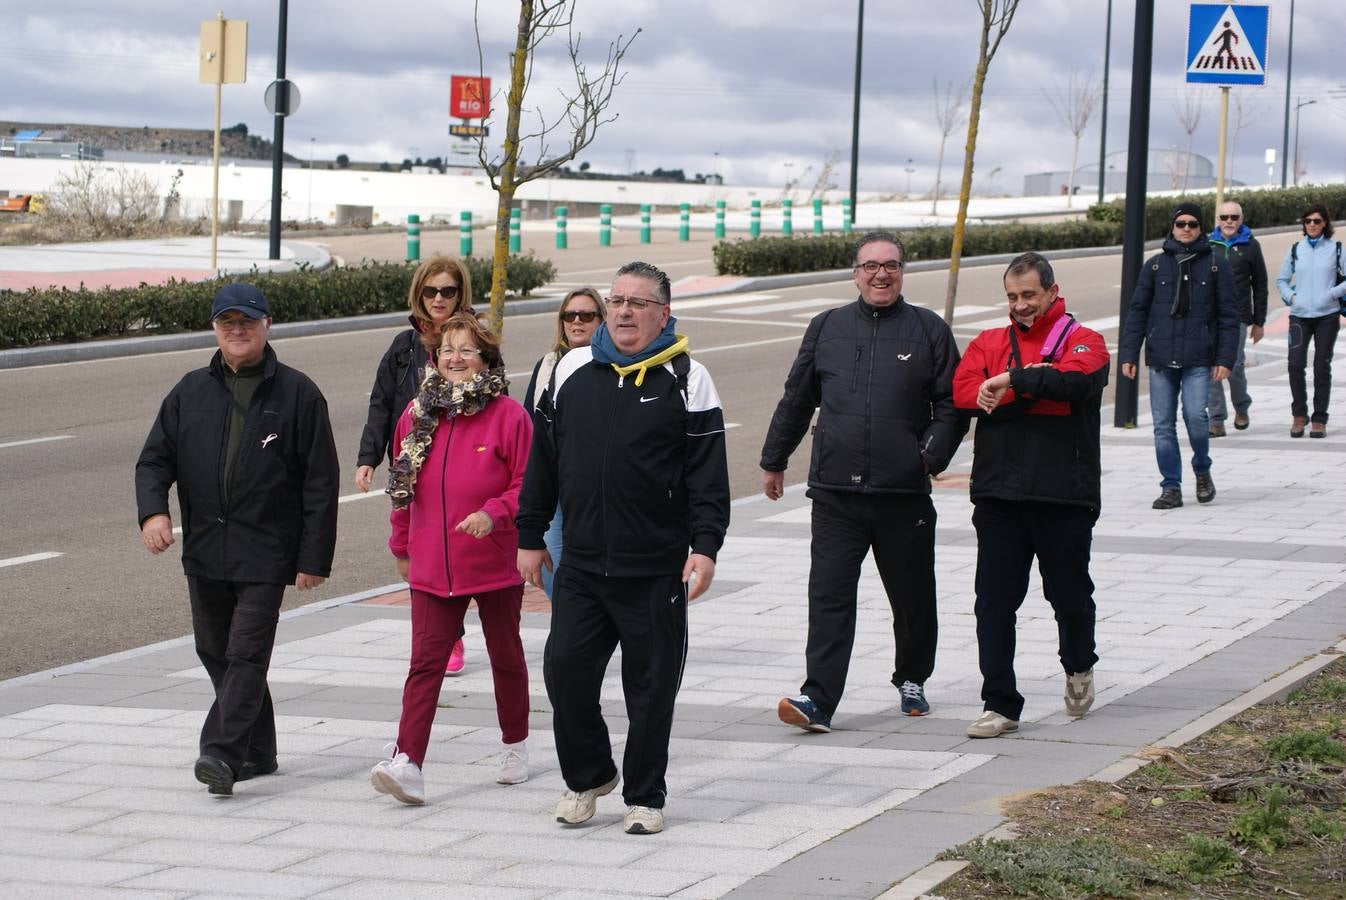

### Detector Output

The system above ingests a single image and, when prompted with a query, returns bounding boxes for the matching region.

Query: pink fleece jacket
[388,396,532,598]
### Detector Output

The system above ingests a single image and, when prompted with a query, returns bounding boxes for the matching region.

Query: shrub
[1086,183,1346,240]
[1229,785,1294,854]
[943,836,1177,897]
[1158,834,1243,882]
[1266,728,1346,765]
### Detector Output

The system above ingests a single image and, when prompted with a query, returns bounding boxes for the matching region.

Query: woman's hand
[456,511,493,539]
[355,465,375,492]
[395,557,409,580]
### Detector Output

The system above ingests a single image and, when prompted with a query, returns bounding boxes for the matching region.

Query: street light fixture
[1292,97,1317,186]
[904,158,915,197]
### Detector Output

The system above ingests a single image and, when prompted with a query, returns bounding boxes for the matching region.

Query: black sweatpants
[971,499,1099,721]
[543,565,687,810]
[802,489,938,718]
[187,576,285,774]
[1288,314,1340,424]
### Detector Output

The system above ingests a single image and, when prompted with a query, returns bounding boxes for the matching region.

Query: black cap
[1172,202,1204,231]
[211,283,270,320]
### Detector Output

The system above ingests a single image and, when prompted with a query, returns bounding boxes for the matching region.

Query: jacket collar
[857,296,904,317]
[1209,223,1252,247]
[210,343,277,382]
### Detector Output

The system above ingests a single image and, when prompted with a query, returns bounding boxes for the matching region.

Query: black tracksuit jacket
[356,324,431,468]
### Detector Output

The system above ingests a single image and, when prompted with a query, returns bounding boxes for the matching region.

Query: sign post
[199,13,247,271]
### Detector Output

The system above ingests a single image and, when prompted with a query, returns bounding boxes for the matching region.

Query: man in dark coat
[1206,201,1269,436]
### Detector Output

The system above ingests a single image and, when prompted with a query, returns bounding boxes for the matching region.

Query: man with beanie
[136,283,340,796]
[1119,203,1240,509]
[1206,201,1268,436]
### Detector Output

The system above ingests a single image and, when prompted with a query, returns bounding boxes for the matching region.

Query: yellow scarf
[609,335,690,387]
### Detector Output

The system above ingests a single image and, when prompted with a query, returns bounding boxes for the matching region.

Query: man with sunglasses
[761,231,964,733]
[136,283,340,796]
[1120,203,1240,509]
[1206,202,1268,437]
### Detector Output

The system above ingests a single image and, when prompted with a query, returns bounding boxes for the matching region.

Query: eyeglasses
[561,310,599,323]
[1173,219,1201,229]
[857,260,904,274]
[421,284,460,300]
[1217,214,1241,221]
[604,295,665,310]
[213,316,263,331]
[1303,217,1325,225]
[435,346,482,361]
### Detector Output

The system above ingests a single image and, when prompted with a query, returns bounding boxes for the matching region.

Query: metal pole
[1114,0,1153,429]
[1097,0,1113,204]
[847,0,863,225]
[211,78,221,271]
[1292,99,1316,187]
[1281,0,1295,188]
[268,0,288,260]
[1215,87,1229,208]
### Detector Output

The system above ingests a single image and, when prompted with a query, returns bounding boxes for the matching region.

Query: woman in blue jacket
[1275,204,1346,437]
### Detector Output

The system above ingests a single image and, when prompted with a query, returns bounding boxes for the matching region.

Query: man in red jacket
[952,252,1109,739]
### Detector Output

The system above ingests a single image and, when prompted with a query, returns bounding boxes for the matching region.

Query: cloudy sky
[5,0,1345,196]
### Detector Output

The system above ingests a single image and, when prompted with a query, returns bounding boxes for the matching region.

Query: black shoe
[194,755,235,796]
[1152,489,1183,510]
[1195,473,1216,504]
[237,757,278,782]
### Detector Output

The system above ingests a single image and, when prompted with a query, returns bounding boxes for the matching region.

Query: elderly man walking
[1206,201,1268,436]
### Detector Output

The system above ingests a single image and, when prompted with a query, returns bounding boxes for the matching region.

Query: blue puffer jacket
[1275,236,1346,319]
[1119,234,1240,369]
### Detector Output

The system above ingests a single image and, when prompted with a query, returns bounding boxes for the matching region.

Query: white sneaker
[555,774,618,825]
[496,740,529,785]
[966,710,1019,739]
[623,805,664,835]
[1065,668,1095,718]
[370,743,425,805]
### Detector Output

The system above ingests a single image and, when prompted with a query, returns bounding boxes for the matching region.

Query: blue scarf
[589,315,680,366]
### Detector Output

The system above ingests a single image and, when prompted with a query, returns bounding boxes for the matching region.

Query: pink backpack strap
[1040,314,1080,362]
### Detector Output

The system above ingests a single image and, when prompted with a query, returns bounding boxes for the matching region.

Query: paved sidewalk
[2,344,1345,898]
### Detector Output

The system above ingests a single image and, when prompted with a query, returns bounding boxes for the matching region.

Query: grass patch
[941,836,1177,898]
[1267,728,1346,765]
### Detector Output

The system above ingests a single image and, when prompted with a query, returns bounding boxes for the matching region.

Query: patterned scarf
[386,364,509,509]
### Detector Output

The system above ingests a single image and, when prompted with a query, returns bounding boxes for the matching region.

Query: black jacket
[356,325,430,468]
[1209,230,1269,326]
[760,297,965,494]
[516,347,730,577]
[135,345,340,584]
[1119,235,1241,370]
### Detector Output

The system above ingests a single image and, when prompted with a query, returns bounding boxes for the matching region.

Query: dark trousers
[802,489,938,718]
[187,577,285,774]
[397,584,529,767]
[971,499,1099,721]
[1288,314,1340,423]
[543,565,686,810]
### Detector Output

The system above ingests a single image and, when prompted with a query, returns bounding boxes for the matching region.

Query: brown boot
[1291,416,1308,438]
[1310,422,1327,439]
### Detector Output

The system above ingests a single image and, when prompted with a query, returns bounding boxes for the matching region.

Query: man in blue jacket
[1119,203,1240,509]
[1206,201,1268,436]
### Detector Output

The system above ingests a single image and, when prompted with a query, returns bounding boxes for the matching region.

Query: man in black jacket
[517,261,730,836]
[1206,201,1268,436]
[761,231,965,733]
[136,283,340,796]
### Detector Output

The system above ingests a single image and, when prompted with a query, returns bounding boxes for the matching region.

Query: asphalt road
[0,234,1303,678]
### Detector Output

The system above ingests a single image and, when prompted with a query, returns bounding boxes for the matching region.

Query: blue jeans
[1148,366,1212,491]
[541,504,563,598]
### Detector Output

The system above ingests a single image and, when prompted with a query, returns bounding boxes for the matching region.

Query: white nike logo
[261,433,278,448]
[897,353,912,361]
[640,396,658,403]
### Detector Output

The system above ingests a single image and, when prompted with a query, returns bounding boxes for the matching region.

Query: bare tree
[930,78,969,215]
[943,0,1021,323]
[808,149,842,202]
[1044,69,1101,207]
[1173,89,1210,193]
[1228,91,1260,184]
[473,0,639,331]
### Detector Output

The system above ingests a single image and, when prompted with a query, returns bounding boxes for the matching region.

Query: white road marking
[0,552,62,569]
[0,435,74,450]
[725,423,741,429]
[693,334,810,354]
[339,490,383,504]
[1085,315,1121,331]
[678,315,808,329]
[735,298,838,316]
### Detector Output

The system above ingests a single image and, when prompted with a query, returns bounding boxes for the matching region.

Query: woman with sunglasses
[521,288,605,597]
[1275,204,1346,438]
[355,255,474,673]
[371,313,533,803]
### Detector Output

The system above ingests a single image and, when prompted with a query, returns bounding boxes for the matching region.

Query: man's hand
[682,553,715,601]
[517,548,552,590]
[762,470,784,501]
[1250,324,1264,344]
[976,371,1012,414]
[1211,365,1231,383]
[355,465,375,493]
[296,573,326,591]
[1121,362,1137,379]
[140,514,174,555]
[395,557,409,580]
[456,510,493,539]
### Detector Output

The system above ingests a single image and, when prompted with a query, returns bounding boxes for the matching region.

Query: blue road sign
[1186,4,1270,86]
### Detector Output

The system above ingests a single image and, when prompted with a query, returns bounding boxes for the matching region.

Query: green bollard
[599,203,612,247]
[750,199,761,238]
[782,199,793,236]
[459,210,472,257]
[813,198,824,234]
[508,208,521,253]
[842,197,853,234]
[406,213,420,262]
[640,204,651,244]
[555,206,568,249]
[715,200,726,239]
[678,202,690,241]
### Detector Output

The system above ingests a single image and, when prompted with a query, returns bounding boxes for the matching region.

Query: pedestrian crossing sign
[1186,3,1270,86]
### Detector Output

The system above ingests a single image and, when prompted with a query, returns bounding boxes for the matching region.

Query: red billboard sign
[450,76,490,119]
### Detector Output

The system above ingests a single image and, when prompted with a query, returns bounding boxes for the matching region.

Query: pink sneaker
[445,639,465,676]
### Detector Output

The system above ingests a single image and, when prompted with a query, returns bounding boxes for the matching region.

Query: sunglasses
[562,310,599,323]
[1217,213,1241,221]
[421,284,460,300]
[1303,217,1325,225]
[1173,219,1201,229]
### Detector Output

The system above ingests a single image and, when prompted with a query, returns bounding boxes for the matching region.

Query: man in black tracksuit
[136,283,339,796]
[517,261,729,836]
[761,232,965,733]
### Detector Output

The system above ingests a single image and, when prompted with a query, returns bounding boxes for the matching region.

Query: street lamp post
[1098,0,1113,204]
[1293,97,1317,186]
[904,158,914,197]
[1280,0,1297,187]
[307,137,315,223]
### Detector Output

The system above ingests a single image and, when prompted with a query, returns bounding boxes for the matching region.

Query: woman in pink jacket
[370,313,533,805]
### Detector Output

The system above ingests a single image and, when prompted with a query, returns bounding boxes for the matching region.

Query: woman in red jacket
[370,313,533,805]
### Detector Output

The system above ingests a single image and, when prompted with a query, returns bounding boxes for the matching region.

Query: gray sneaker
[623,805,664,835]
[1065,668,1095,718]
[555,774,618,825]
[966,711,1019,738]
[370,743,425,805]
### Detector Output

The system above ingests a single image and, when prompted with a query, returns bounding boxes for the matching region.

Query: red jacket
[953,298,1110,509]
[389,396,532,597]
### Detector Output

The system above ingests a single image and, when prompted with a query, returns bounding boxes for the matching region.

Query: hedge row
[712,220,1123,277]
[0,253,557,350]
[1086,184,1346,240]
